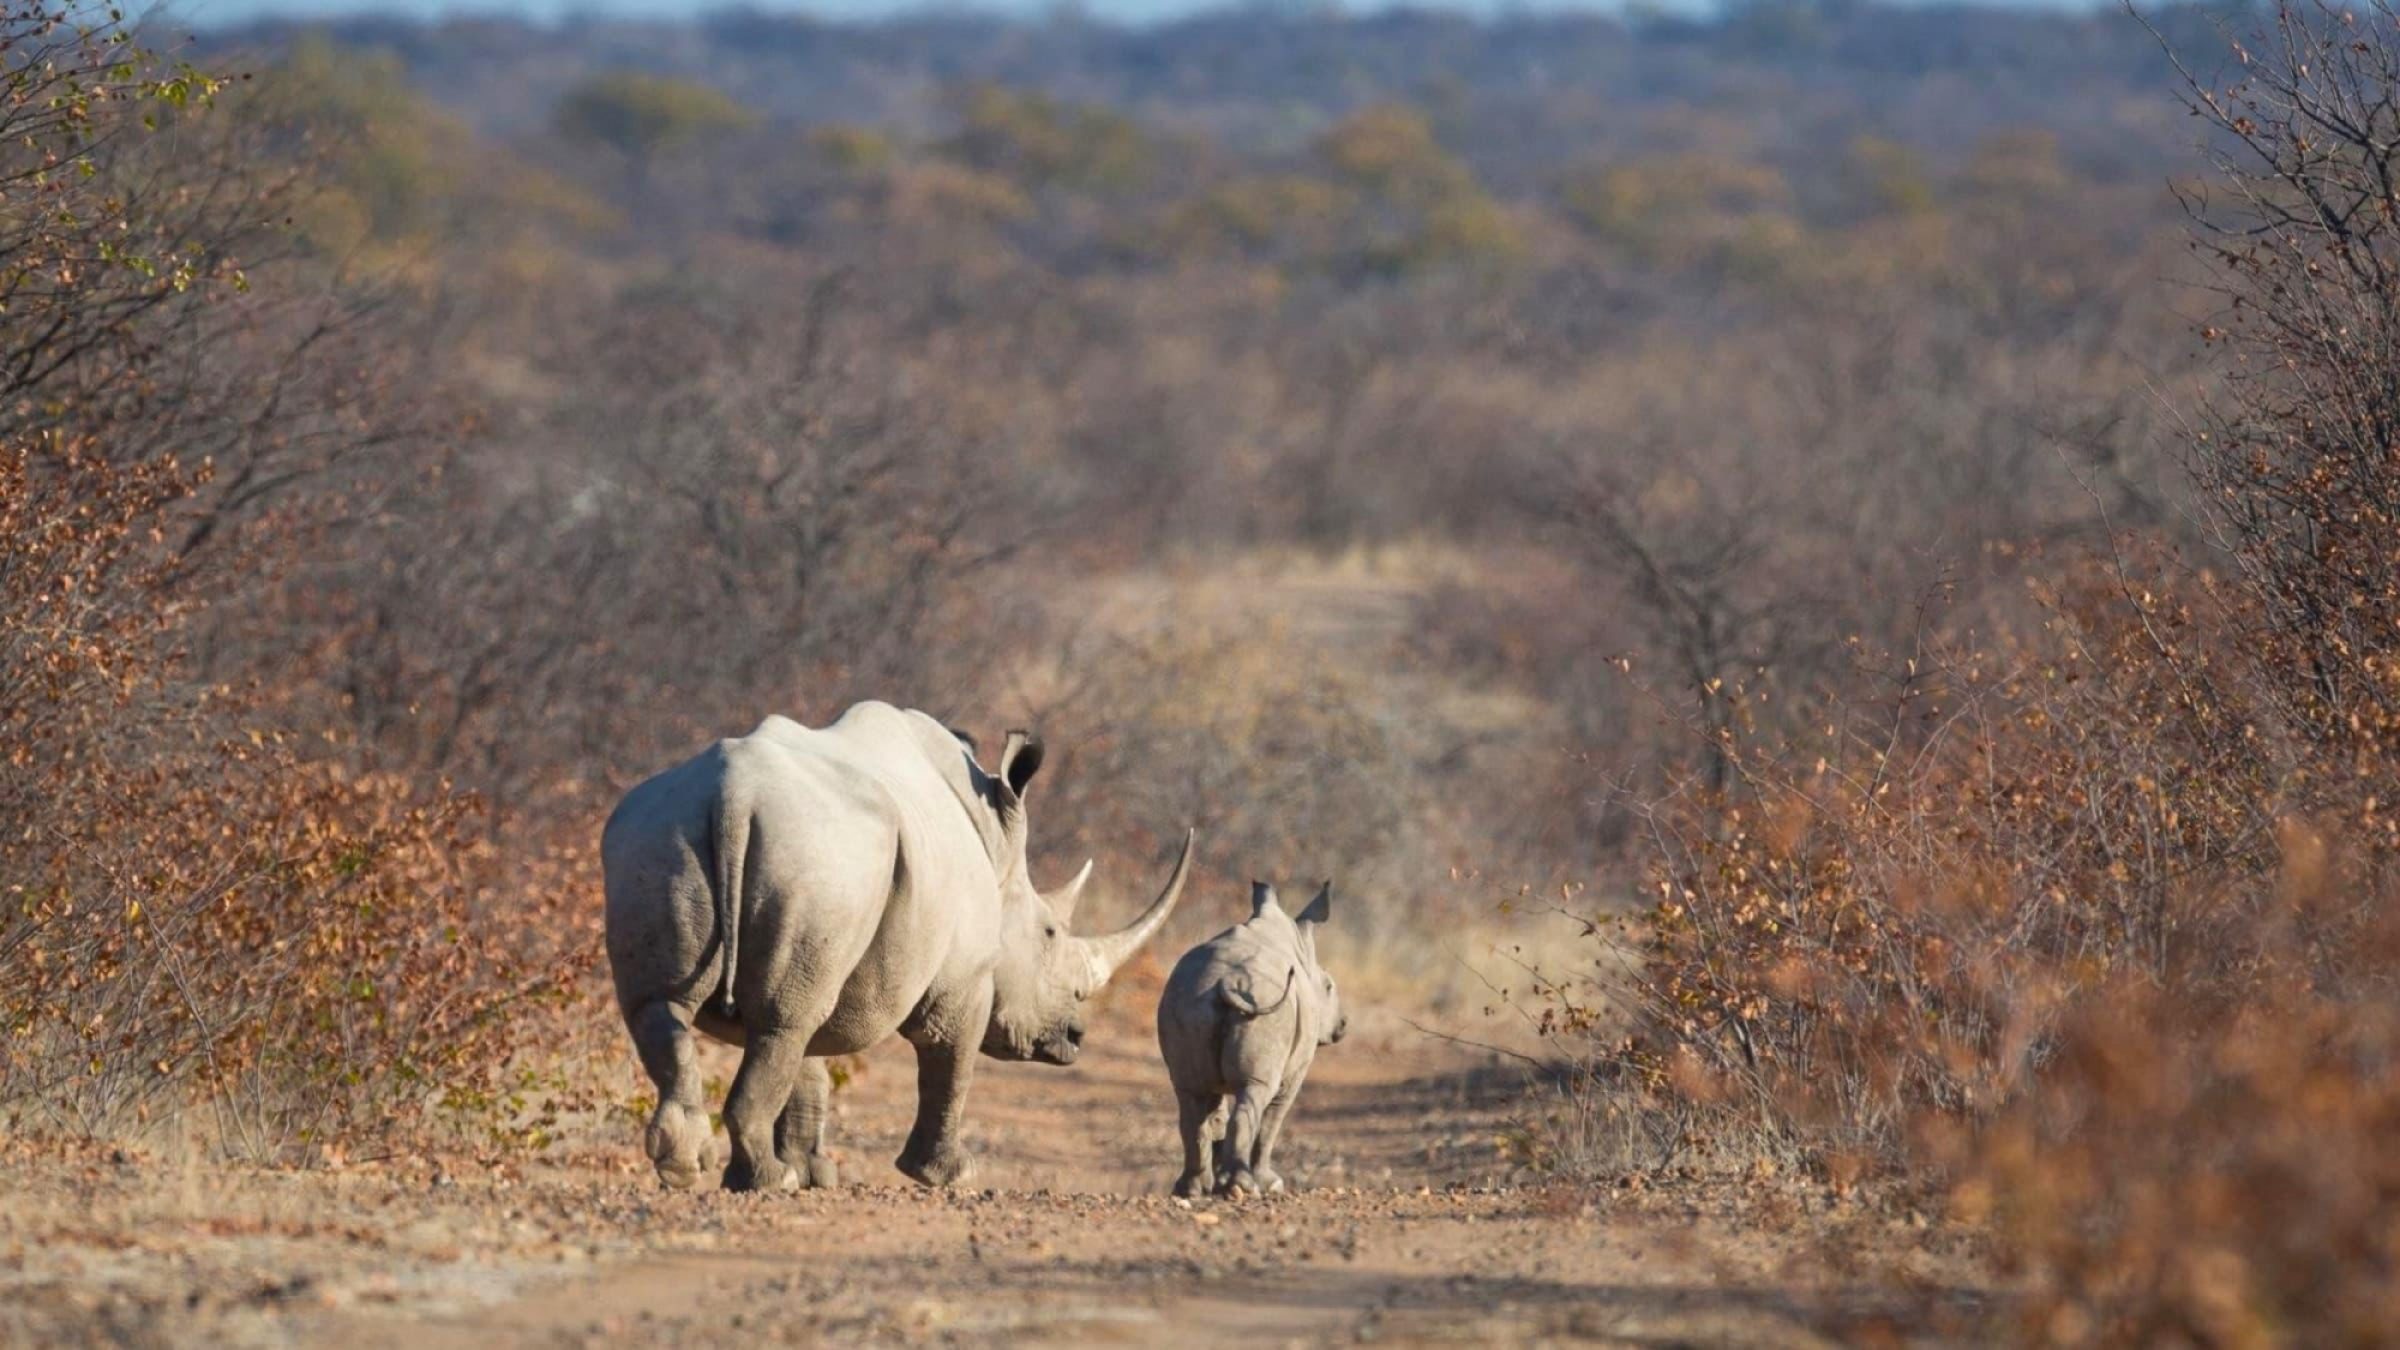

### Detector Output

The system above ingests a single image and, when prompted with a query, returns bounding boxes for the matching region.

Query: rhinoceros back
[1157,917,1310,1094]
[602,702,1002,1036]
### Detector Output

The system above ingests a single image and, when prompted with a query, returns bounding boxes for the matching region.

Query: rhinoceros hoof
[896,1147,974,1189]
[797,1153,840,1189]
[1217,1166,1261,1197]
[1171,1172,1211,1199]
[645,1107,717,1188]
[722,1159,801,1194]
[1253,1167,1286,1196]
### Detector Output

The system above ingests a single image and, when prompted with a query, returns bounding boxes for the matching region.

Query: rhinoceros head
[1294,882,1348,1045]
[1256,879,1348,1045]
[979,730,1197,1065]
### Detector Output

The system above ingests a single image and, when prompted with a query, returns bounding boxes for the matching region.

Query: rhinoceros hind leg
[1215,1081,1277,1196]
[629,1002,716,1190]
[645,1104,715,1191]
[1250,1079,1303,1195]
[722,1030,810,1193]
[776,1058,840,1189]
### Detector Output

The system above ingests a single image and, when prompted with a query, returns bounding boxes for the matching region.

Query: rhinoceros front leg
[721,1030,808,1193]
[774,1057,840,1189]
[896,981,990,1188]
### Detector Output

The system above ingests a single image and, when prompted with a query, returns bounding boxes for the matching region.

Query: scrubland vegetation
[4,0,2397,1339]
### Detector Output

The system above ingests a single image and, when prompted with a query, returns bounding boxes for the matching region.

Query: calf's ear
[1297,881,1332,927]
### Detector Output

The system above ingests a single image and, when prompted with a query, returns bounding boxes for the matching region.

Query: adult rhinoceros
[602,700,1195,1192]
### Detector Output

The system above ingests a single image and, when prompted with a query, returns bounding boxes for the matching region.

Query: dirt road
[0,997,1980,1347]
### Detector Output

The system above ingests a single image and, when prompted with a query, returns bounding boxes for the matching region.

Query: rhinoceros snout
[1032,1024,1085,1065]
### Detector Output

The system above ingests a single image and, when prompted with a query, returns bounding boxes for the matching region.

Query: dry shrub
[1948,918,2400,1344]
[0,437,579,1159]
[1955,7,2400,1335]
[0,8,580,1162]
[1536,4,2400,1337]
[1592,572,2254,1101]
[1561,537,2395,1338]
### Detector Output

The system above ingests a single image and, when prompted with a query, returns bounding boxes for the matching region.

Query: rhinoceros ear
[1297,881,1332,927]
[997,729,1044,802]
[1249,881,1279,918]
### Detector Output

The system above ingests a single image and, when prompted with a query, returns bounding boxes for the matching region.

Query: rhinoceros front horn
[1080,828,1196,983]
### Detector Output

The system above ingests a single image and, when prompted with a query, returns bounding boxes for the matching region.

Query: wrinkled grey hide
[1155,881,1348,1197]
[603,700,1195,1192]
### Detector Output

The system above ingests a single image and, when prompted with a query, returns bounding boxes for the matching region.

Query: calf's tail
[1218,964,1296,1018]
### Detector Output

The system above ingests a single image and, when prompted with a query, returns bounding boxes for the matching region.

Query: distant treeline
[194,0,2239,164]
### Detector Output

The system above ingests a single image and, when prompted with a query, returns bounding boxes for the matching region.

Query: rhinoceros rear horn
[1050,857,1095,923]
[1082,828,1196,982]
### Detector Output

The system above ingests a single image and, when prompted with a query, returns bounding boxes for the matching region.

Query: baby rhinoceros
[1156,880,1348,1197]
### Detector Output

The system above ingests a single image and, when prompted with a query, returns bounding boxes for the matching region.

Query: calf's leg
[1250,1072,1308,1195]
[1216,1078,1279,1196]
[1172,1091,1218,1197]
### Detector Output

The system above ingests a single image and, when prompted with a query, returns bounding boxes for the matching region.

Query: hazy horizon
[170,0,2114,34]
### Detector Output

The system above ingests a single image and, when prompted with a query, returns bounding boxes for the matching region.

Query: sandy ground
[0,996,1988,1347]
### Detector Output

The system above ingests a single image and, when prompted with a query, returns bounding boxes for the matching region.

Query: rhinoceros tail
[710,797,749,1018]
